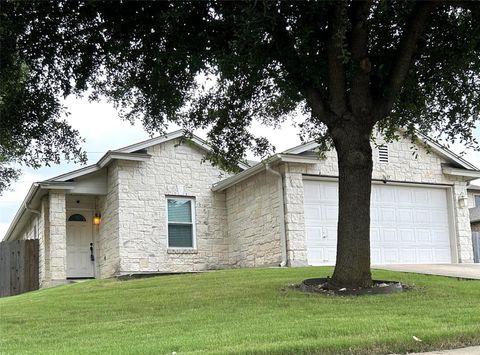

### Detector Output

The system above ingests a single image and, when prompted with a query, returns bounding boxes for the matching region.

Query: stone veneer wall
[114,139,230,274]
[48,192,67,280]
[225,169,282,267]
[96,163,121,277]
[282,136,474,264]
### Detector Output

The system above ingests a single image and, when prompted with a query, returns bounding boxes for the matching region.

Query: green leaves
[1,1,479,193]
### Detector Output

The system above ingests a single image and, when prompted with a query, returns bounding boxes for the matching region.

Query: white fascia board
[277,154,321,164]
[212,162,270,192]
[115,129,250,170]
[115,129,185,153]
[415,131,478,170]
[212,154,320,192]
[97,151,151,168]
[38,182,76,190]
[442,165,480,179]
[48,164,99,182]
[282,141,319,155]
[3,183,40,241]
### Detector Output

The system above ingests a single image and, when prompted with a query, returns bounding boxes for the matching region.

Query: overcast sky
[1,95,480,238]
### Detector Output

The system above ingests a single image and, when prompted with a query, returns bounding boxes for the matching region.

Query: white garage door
[304,180,452,265]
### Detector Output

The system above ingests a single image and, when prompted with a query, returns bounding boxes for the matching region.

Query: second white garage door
[304,180,453,265]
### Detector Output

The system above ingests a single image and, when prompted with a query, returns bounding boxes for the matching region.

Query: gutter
[4,183,40,241]
[266,164,288,267]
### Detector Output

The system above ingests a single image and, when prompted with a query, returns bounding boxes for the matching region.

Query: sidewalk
[405,346,480,354]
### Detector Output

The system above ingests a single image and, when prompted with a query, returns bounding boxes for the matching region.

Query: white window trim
[166,196,197,249]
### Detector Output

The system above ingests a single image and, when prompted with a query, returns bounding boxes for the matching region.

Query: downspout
[266,163,288,267]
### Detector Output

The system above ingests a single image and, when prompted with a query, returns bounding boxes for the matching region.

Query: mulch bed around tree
[297,277,409,296]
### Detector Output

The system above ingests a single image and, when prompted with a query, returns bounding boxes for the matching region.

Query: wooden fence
[0,240,39,297]
[473,232,480,263]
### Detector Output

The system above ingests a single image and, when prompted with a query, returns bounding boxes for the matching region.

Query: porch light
[458,194,468,208]
[93,213,102,225]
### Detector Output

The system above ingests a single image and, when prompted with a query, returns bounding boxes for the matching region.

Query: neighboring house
[3,130,479,288]
[467,184,480,232]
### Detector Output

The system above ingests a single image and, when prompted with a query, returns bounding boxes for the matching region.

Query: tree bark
[330,124,373,289]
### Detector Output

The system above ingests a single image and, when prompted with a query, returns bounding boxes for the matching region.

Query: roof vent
[378,145,389,163]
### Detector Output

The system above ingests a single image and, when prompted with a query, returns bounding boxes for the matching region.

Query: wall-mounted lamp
[458,194,468,208]
[93,213,102,225]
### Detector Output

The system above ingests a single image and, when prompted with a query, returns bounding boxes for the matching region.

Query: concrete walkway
[405,346,480,354]
[375,264,480,279]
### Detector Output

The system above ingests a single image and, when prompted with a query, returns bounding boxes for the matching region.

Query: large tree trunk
[330,125,374,289]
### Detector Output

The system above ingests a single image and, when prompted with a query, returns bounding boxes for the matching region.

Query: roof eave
[3,183,40,241]
[212,154,320,192]
[442,165,480,180]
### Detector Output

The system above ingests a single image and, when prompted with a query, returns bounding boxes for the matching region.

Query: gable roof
[212,130,480,192]
[284,130,477,170]
[3,130,249,241]
[47,130,249,183]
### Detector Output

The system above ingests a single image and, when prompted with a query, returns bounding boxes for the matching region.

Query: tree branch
[348,0,373,118]
[374,1,438,121]
[267,6,334,125]
[326,0,348,117]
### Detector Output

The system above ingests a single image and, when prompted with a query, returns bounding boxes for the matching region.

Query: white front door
[304,180,453,265]
[66,212,95,278]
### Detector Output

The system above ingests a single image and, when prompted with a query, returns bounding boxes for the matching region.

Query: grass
[0,267,479,355]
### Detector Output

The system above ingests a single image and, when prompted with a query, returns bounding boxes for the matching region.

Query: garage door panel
[306,228,323,244]
[382,229,397,243]
[417,249,434,263]
[398,190,414,204]
[399,249,416,263]
[434,249,451,263]
[399,229,415,243]
[414,190,430,205]
[414,210,430,224]
[371,228,381,242]
[371,248,382,264]
[430,189,448,206]
[304,180,452,265]
[380,208,396,223]
[415,229,431,243]
[304,205,321,221]
[397,209,414,224]
[384,249,400,263]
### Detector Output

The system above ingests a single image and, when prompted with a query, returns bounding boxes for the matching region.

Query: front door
[66,212,95,278]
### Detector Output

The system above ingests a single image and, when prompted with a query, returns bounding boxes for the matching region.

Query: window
[68,214,87,222]
[475,195,480,208]
[378,145,389,163]
[167,198,195,248]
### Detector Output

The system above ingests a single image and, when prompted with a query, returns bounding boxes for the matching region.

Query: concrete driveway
[375,264,480,279]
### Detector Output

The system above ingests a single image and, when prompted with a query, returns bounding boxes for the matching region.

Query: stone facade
[280,136,474,264]
[113,139,230,274]
[48,192,67,281]
[7,133,476,288]
[225,169,282,267]
[95,163,121,277]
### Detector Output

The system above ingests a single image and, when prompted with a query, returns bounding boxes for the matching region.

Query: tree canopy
[1,0,479,287]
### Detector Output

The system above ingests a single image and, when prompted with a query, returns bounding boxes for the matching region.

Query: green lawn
[1,267,479,354]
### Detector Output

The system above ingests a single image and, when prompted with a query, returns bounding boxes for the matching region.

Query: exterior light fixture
[93,213,102,225]
[458,194,468,208]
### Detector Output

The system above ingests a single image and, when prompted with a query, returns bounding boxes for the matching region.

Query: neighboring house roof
[3,130,247,241]
[467,183,480,192]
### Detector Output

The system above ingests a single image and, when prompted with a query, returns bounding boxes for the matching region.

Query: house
[3,130,479,288]
[467,184,480,232]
